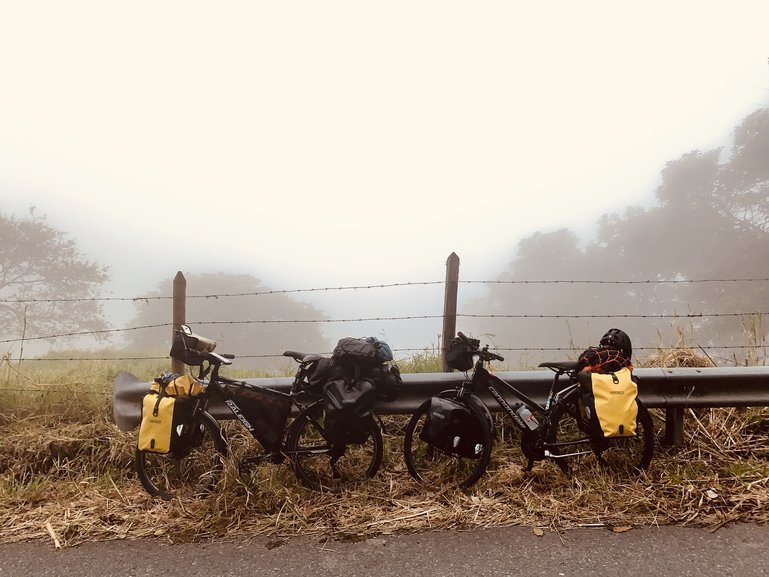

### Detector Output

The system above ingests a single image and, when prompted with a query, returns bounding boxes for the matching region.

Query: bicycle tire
[403,392,493,489]
[547,397,654,475]
[285,409,383,493]
[135,410,228,500]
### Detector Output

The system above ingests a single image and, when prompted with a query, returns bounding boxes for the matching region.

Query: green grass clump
[394,349,441,373]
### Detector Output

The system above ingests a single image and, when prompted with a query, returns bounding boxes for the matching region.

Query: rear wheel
[403,392,493,489]
[286,409,383,492]
[135,411,228,500]
[547,398,654,475]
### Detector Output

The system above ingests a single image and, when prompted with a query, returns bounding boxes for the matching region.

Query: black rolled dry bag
[332,337,393,367]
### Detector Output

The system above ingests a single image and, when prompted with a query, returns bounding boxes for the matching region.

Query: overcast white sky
[2,1,768,350]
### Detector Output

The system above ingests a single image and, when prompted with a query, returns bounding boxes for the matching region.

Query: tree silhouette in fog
[0,210,109,344]
[464,107,769,364]
[127,272,331,369]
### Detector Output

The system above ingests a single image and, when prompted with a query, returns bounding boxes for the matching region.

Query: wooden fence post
[441,252,460,372]
[172,271,186,374]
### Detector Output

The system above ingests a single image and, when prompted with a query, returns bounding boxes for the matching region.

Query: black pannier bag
[419,397,484,458]
[301,357,339,395]
[323,378,378,451]
[300,356,401,403]
[332,337,394,367]
[225,383,292,452]
[365,364,402,402]
[445,336,479,372]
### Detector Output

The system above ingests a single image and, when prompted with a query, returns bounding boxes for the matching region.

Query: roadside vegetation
[0,345,767,547]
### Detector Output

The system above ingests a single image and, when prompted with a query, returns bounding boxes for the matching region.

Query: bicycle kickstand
[524,458,535,472]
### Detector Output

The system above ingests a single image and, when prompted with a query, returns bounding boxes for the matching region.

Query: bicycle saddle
[538,360,581,372]
[283,351,323,363]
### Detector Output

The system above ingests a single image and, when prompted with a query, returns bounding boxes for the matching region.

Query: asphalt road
[1,524,767,577]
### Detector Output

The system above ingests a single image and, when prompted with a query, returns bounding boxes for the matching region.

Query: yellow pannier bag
[138,393,177,453]
[582,367,638,437]
[150,374,203,397]
[139,374,200,453]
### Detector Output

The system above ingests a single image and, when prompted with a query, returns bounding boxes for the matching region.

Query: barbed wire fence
[1,258,768,374]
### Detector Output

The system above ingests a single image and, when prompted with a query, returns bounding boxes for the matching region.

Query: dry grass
[1,351,768,546]
[1,408,767,546]
[641,347,716,368]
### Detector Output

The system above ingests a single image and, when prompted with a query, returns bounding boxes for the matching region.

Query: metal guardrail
[114,367,769,446]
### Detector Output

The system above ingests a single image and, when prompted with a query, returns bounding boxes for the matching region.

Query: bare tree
[0,209,109,345]
[463,107,769,364]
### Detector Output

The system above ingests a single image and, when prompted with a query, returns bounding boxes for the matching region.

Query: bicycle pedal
[267,452,286,465]
[238,460,254,476]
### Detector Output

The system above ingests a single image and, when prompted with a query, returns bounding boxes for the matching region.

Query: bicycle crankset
[238,452,285,475]
[520,429,545,462]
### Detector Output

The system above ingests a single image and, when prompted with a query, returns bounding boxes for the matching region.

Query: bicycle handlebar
[485,349,505,362]
[174,325,236,367]
[206,351,233,366]
[456,331,505,363]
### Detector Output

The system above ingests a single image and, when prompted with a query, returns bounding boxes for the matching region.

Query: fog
[1,2,768,364]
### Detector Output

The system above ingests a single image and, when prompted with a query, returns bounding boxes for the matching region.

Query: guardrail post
[172,271,186,374]
[663,407,685,447]
[441,252,460,372]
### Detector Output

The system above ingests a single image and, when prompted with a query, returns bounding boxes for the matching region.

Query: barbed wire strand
[7,344,764,364]
[1,277,767,304]
[2,312,768,345]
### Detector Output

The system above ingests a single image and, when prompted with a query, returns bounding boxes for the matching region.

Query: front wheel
[135,410,228,500]
[285,409,383,493]
[547,398,654,475]
[403,392,493,489]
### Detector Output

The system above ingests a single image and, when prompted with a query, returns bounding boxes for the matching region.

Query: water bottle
[515,403,539,431]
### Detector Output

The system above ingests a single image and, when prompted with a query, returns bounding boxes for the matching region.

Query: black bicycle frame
[470,364,581,433]
[192,362,325,449]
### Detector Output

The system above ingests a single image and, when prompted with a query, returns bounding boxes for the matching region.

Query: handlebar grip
[223,353,235,360]
[490,352,505,362]
[207,351,233,365]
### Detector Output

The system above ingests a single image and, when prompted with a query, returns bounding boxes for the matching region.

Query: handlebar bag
[225,383,292,453]
[579,368,638,438]
[332,337,393,367]
[419,397,484,459]
[445,338,475,372]
[169,331,217,366]
[138,392,193,454]
[170,334,206,366]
